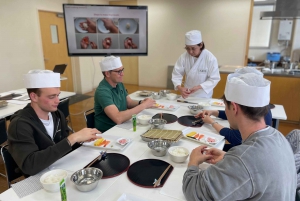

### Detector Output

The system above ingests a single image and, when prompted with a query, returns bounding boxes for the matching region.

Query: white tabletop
[2,91,274,201]
[0,89,75,119]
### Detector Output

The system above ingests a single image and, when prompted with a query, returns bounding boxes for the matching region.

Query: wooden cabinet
[213,73,300,123]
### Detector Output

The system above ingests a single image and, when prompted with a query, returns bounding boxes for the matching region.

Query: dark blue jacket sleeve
[217,109,272,146]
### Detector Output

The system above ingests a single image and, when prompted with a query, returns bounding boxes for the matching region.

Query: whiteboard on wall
[249,4,274,48]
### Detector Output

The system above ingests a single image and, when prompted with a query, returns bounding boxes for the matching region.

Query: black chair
[57,98,75,133]
[0,118,8,178]
[1,145,23,188]
[84,109,95,128]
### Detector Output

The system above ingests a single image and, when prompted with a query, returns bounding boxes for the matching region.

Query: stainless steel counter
[219,66,300,78]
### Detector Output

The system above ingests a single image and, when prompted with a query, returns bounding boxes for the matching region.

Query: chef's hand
[80,39,88,49]
[141,98,156,109]
[189,85,202,94]
[124,37,133,49]
[205,148,225,164]
[86,18,96,33]
[188,145,213,167]
[131,41,138,49]
[90,41,98,49]
[102,37,111,49]
[67,128,102,146]
[102,18,119,33]
[177,86,191,99]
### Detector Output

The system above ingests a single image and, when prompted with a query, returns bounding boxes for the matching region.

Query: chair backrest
[1,145,23,188]
[84,109,95,128]
[0,118,8,145]
[57,98,70,118]
[285,129,300,201]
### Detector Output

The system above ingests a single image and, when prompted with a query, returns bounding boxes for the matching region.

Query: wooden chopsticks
[86,152,106,168]
[153,164,171,187]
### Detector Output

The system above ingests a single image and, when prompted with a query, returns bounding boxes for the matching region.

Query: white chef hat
[185,30,202,45]
[100,56,122,72]
[234,67,263,76]
[224,72,270,107]
[24,70,60,88]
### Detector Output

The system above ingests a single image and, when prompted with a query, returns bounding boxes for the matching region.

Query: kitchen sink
[288,70,300,75]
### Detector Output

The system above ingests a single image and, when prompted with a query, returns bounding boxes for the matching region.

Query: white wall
[0,0,68,92]
[138,0,252,88]
[0,0,252,92]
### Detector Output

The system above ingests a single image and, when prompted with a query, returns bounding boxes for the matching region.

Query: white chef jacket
[172,49,220,98]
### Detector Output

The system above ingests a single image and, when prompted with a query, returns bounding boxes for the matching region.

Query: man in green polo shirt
[94,56,155,132]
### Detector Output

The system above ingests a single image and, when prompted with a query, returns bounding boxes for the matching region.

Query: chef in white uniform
[172,30,220,98]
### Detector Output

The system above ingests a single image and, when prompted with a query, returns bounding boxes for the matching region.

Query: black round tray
[127,159,173,188]
[178,115,204,127]
[152,113,177,124]
[89,153,130,179]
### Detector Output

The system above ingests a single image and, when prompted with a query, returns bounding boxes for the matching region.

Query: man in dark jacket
[8,70,101,176]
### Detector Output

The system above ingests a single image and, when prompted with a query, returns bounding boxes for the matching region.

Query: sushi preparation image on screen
[63,4,148,56]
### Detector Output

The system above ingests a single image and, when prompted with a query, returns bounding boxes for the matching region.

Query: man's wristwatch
[211,121,219,126]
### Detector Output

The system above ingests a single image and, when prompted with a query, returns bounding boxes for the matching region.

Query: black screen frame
[62,4,148,57]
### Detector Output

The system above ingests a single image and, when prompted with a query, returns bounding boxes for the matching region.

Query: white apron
[172,49,220,98]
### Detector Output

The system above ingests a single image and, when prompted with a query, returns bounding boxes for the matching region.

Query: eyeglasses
[184,46,199,52]
[111,68,125,75]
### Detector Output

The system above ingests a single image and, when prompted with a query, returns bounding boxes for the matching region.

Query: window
[249,3,275,48]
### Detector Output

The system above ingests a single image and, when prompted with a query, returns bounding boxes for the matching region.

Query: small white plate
[151,103,180,111]
[82,134,132,151]
[116,138,131,146]
[210,100,225,107]
[182,128,224,147]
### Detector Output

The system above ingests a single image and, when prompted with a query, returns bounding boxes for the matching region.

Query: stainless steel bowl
[188,105,203,115]
[149,118,167,129]
[70,167,103,192]
[148,140,171,157]
[151,92,162,100]
[159,90,170,97]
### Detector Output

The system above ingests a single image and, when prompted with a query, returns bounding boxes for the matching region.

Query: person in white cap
[195,67,273,151]
[172,30,220,98]
[95,56,155,132]
[183,72,296,200]
[7,70,101,176]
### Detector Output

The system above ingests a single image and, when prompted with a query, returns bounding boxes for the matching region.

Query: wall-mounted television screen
[63,4,148,56]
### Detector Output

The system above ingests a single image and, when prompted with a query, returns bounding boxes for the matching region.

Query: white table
[0,89,75,119]
[129,91,287,129]
[0,91,228,201]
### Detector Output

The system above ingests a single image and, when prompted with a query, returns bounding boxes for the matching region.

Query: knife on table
[177,100,198,104]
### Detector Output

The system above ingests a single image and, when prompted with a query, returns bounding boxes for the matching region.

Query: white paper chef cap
[234,67,263,76]
[100,56,122,72]
[24,70,60,88]
[185,30,202,45]
[224,72,270,107]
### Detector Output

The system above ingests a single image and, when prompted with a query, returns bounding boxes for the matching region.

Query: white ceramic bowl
[97,19,110,33]
[198,101,211,110]
[40,169,68,192]
[168,146,189,163]
[137,115,152,125]
[166,93,177,100]
[74,18,88,33]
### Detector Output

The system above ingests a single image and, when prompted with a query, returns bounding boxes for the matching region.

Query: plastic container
[266,52,281,62]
